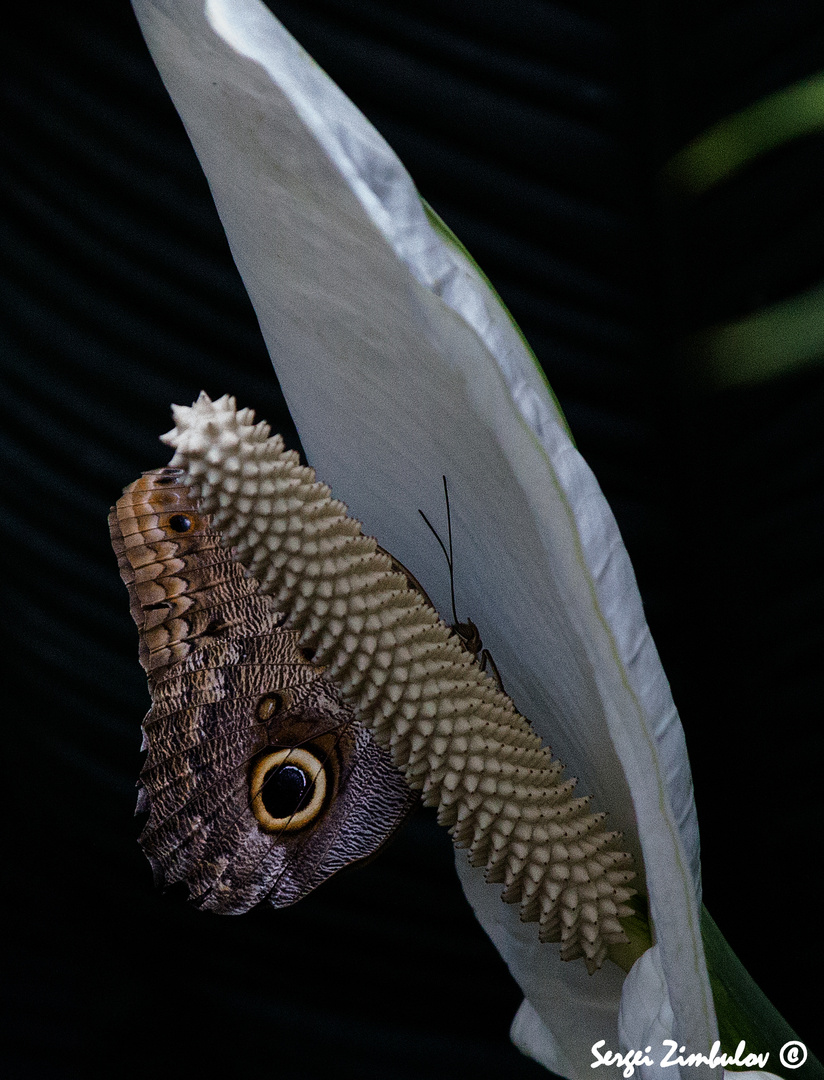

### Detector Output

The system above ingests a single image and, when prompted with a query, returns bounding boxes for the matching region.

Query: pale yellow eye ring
[250,747,327,832]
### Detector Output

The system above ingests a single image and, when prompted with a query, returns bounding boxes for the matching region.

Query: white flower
[129,2,798,1077]
[164,391,640,973]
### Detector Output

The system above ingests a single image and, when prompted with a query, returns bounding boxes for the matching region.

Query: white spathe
[130,0,718,1075]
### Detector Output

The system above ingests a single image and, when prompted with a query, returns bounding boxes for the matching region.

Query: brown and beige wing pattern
[109,467,417,913]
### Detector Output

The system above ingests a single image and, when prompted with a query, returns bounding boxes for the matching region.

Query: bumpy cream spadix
[164,393,636,971]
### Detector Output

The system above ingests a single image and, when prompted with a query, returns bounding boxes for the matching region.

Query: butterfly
[112,402,634,971]
[110,466,418,912]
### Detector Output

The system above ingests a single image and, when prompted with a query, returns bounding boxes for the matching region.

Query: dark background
[2,1,823,1076]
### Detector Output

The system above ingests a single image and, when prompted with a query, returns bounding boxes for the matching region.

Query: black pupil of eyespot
[168,514,192,532]
[261,764,314,819]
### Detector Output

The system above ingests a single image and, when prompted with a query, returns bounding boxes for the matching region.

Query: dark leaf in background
[1,0,822,1075]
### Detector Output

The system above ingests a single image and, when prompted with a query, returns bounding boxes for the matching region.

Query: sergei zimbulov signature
[591,1038,808,1075]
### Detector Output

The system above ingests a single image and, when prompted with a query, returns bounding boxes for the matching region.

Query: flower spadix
[164,391,636,972]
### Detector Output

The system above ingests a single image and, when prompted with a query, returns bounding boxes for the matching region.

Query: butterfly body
[110,468,417,913]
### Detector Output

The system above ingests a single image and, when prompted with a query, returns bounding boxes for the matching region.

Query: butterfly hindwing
[110,468,417,912]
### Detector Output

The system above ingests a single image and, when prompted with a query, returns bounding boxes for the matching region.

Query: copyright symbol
[780,1041,807,1069]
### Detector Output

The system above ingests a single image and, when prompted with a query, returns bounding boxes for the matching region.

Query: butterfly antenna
[442,476,459,626]
[418,476,459,625]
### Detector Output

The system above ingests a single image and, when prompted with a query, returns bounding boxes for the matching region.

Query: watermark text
[590,1038,807,1076]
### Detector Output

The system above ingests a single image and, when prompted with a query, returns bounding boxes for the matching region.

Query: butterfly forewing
[110,468,417,912]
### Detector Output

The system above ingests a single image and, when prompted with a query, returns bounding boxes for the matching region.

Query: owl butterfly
[109,467,418,912]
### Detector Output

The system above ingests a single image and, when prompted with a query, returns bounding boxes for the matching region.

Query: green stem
[702,907,822,1079]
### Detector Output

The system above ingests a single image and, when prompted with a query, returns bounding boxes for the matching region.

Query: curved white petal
[619,950,782,1080]
[455,855,627,1079]
[131,0,717,1073]
[726,1074,783,1080]
[618,946,680,1080]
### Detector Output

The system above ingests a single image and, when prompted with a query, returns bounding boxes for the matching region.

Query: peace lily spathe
[129,1,794,1077]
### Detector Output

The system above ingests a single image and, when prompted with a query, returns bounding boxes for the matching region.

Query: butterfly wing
[110,467,417,912]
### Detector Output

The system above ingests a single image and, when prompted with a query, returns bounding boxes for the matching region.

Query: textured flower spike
[163,393,637,972]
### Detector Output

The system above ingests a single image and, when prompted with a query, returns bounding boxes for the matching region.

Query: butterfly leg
[479,648,506,695]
